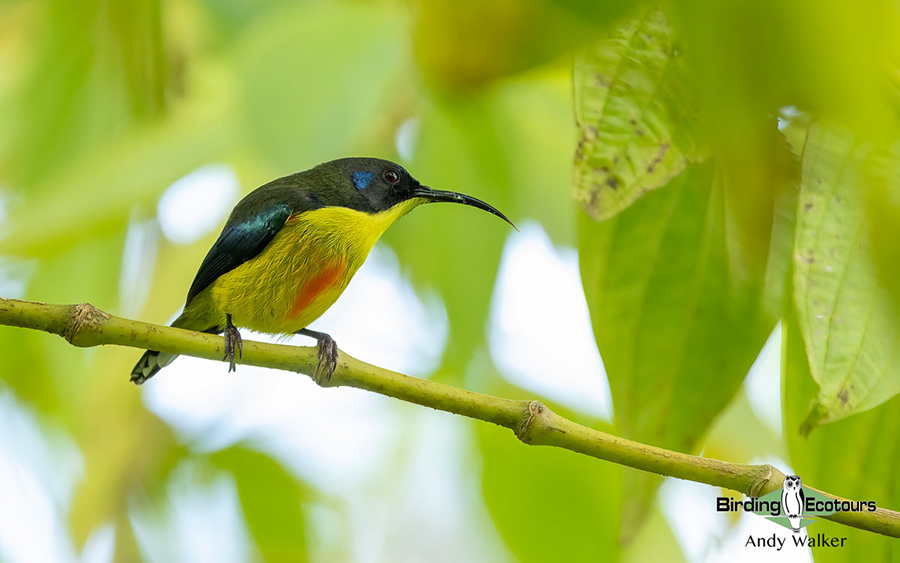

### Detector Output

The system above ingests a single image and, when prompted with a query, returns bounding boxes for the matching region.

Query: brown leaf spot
[647,143,670,174]
[838,388,850,406]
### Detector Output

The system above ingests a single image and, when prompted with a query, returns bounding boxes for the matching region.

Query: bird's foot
[296,328,338,385]
[314,335,338,385]
[223,315,243,372]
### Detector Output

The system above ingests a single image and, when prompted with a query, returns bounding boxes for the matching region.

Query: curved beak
[412,186,517,230]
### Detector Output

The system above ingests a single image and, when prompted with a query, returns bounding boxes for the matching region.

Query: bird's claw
[223,324,243,372]
[313,334,338,385]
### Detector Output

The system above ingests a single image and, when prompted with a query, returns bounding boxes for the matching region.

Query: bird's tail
[130,350,178,384]
[129,313,220,385]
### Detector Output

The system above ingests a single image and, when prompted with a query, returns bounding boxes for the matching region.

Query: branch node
[749,464,783,497]
[515,400,546,443]
[64,303,110,346]
[1,297,898,538]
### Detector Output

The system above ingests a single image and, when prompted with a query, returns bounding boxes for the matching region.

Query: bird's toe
[223,324,243,372]
[313,334,338,385]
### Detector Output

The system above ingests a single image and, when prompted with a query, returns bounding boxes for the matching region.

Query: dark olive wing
[185,203,293,304]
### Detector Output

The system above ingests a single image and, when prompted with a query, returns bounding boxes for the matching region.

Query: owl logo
[782,475,805,532]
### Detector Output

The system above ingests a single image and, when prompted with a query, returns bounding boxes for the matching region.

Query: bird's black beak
[412,186,517,230]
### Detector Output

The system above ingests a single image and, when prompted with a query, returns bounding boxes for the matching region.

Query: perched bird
[130,157,514,384]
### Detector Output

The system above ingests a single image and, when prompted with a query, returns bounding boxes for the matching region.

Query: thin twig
[1,297,898,538]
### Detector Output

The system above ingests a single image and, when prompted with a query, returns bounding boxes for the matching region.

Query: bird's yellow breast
[183,200,421,334]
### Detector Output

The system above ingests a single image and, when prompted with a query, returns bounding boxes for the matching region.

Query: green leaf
[8,0,167,189]
[10,232,124,408]
[234,2,409,173]
[385,74,577,375]
[866,138,900,312]
[783,307,900,562]
[0,98,234,258]
[792,123,900,430]
[622,507,684,563]
[574,10,692,221]
[68,386,184,549]
[579,164,776,533]
[489,72,580,246]
[384,94,511,376]
[210,446,308,562]
[477,404,624,561]
[413,0,640,90]
[703,389,785,467]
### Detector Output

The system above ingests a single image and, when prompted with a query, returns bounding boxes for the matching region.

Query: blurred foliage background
[1,0,899,561]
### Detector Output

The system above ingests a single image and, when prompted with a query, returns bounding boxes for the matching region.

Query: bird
[130,157,515,385]
[781,475,804,533]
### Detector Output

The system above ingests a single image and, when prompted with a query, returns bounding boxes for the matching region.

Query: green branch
[1,297,898,538]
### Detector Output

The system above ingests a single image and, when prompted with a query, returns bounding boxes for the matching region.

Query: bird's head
[307,157,516,228]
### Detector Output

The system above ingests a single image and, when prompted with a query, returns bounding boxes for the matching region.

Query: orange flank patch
[289,261,346,319]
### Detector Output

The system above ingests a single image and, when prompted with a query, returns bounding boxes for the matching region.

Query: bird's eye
[383,169,401,184]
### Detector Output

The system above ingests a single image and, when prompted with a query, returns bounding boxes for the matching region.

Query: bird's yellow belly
[185,201,419,335]
[210,251,354,334]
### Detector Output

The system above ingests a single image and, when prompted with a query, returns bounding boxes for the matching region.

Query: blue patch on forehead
[352,171,375,190]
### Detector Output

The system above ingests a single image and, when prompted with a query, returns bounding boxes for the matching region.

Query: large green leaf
[703,389,785,468]
[384,94,511,376]
[0,98,234,258]
[385,73,577,376]
[489,72,579,246]
[7,0,167,190]
[574,10,694,221]
[67,374,184,553]
[866,137,900,315]
[413,0,641,90]
[234,2,409,173]
[477,390,625,561]
[210,446,308,562]
[792,124,900,430]
[622,506,684,563]
[671,0,896,150]
[579,164,777,534]
[783,306,900,562]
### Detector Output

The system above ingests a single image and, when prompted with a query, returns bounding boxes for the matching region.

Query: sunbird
[130,157,514,384]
